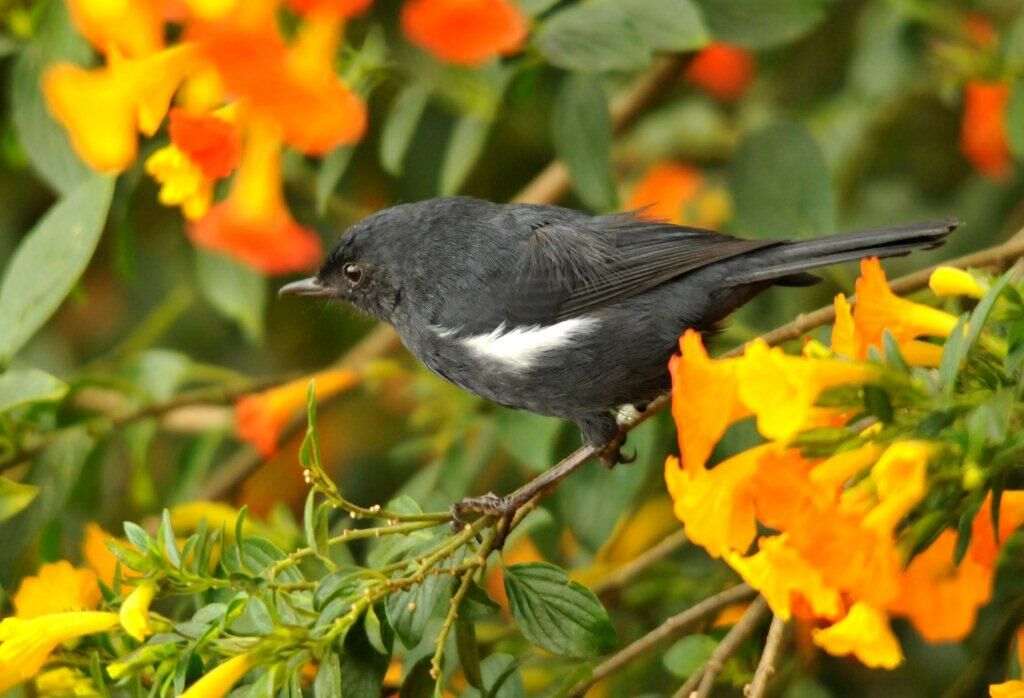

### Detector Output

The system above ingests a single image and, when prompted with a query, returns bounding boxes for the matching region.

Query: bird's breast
[433,317,600,372]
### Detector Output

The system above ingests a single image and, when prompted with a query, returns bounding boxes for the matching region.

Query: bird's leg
[450,413,635,532]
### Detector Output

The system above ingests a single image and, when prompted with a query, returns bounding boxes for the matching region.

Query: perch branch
[745,614,788,698]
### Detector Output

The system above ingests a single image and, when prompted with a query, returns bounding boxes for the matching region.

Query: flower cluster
[43,0,529,275]
[665,258,1024,679]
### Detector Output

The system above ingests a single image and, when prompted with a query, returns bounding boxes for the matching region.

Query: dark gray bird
[281,197,955,509]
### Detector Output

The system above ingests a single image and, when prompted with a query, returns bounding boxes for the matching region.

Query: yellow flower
[929,266,987,299]
[43,45,197,172]
[736,339,873,443]
[66,0,164,58]
[181,653,254,698]
[119,579,158,642]
[861,441,931,535]
[0,612,119,693]
[833,258,957,364]
[35,667,100,697]
[145,145,214,220]
[809,443,882,493]
[991,681,1024,697]
[665,446,766,558]
[669,330,751,472]
[725,534,842,621]
[811,602,903,669]
[235,369,360,457]
[13,561,100,619]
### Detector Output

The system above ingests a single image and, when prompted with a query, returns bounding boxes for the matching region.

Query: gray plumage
[282,196,957,455]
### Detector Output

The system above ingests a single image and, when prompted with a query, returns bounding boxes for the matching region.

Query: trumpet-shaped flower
[180,652,254,698]
[401,0,527,66]
[991,681,1024,698]
[66,0,164,57]
[929,266,987,299]
[860,441,931,536]
[627,164,731,230]
[961,81,1012,181]
[725,534,842,621]
[669,330,751,472]
[664,446,770,558]
[889,531,993,642]
[0,612,119,693]
[34,667,101,697]
[168,108,241,179]
[188,120,322,273]
[83,523,138,588]
[684,43,755,102]
[811,602,903,669]
[119,579,158,641]
[834,258,958,363]
[43,45,197,172]
[236,368,360,456]
[736,339,872,443]
[971,491,1024,568]
[13,561,100,619]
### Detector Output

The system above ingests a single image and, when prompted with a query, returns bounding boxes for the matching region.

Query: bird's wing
[452,213,780,333]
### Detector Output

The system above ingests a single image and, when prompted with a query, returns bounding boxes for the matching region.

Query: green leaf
[477,653,524,698]
[663,635,718,677]
[195,250,266,345]
[1010,81,1024,162]
[536,1,652,73]
[381,84,431,176]
[0,428,93,582]
[695,0,831,49]
[729,121,836,237]
[0,368,67,414]
[0,477,39,523]
[398,656,433,698]
[620,0,709,52]
[494,409,564,473]
[0,174,115,363]
[440,114,491,196]
[314,653,342,698]
[10,0,93,195]
[316,146,356,216]
[938,315,969,399]
[551,74,617,212]
[386,571,453,648]
[503,562,616,658]
[340,607,393,698]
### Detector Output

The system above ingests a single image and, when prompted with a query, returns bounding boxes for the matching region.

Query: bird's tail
[726,219,960,286]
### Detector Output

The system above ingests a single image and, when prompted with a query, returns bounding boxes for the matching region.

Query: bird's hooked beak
[278,277,335,299]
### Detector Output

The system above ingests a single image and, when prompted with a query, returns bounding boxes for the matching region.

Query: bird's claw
[450,492,507,531]
[598,433,632,469]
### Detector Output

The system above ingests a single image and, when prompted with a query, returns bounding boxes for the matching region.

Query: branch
[681,596,770,698]
[593,529,688,598]
[567,584,757,697]
[745,615,788,698]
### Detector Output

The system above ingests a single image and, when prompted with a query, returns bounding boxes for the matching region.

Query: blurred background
[1,0,1024,694]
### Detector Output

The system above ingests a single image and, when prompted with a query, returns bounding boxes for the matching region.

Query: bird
[281,196,957,515]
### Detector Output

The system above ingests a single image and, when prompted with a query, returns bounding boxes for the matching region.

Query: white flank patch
[438,318,599,370]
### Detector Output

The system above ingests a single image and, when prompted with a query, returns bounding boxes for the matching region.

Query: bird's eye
[343,263,363,284]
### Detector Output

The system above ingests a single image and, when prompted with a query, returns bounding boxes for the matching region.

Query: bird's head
[278,209,403,322]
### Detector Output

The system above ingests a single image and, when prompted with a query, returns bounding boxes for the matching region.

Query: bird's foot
[598,432,635,469]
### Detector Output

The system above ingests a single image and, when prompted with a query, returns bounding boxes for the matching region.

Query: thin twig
[745,615,788,698]
[567,584,757,697]
[593,529,689,597]
[687,596,770,698]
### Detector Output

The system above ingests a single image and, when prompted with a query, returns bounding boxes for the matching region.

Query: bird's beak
[278,277,335,299]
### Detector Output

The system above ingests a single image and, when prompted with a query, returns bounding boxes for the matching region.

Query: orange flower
[401,0,527,66]
[627,163,732,229]
[83,523,138,588]
[669,330,750,472]
[726,534,842,621]
[189,120,322,273]
[964,13,998,49]
[961,81,1012,181]
[192,11,367,154]
[684,43,755,102]
[66,0,165,57]
[13,562,100,619]
[890,531,992,643]
[236,368,360,456]
[860,441,931,536]
[833,258,958,363]
[970,491,1024,567]
[169,108,241,179]
[665,446,770,558]
[811,602,903,669]
[43,44,197,172]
